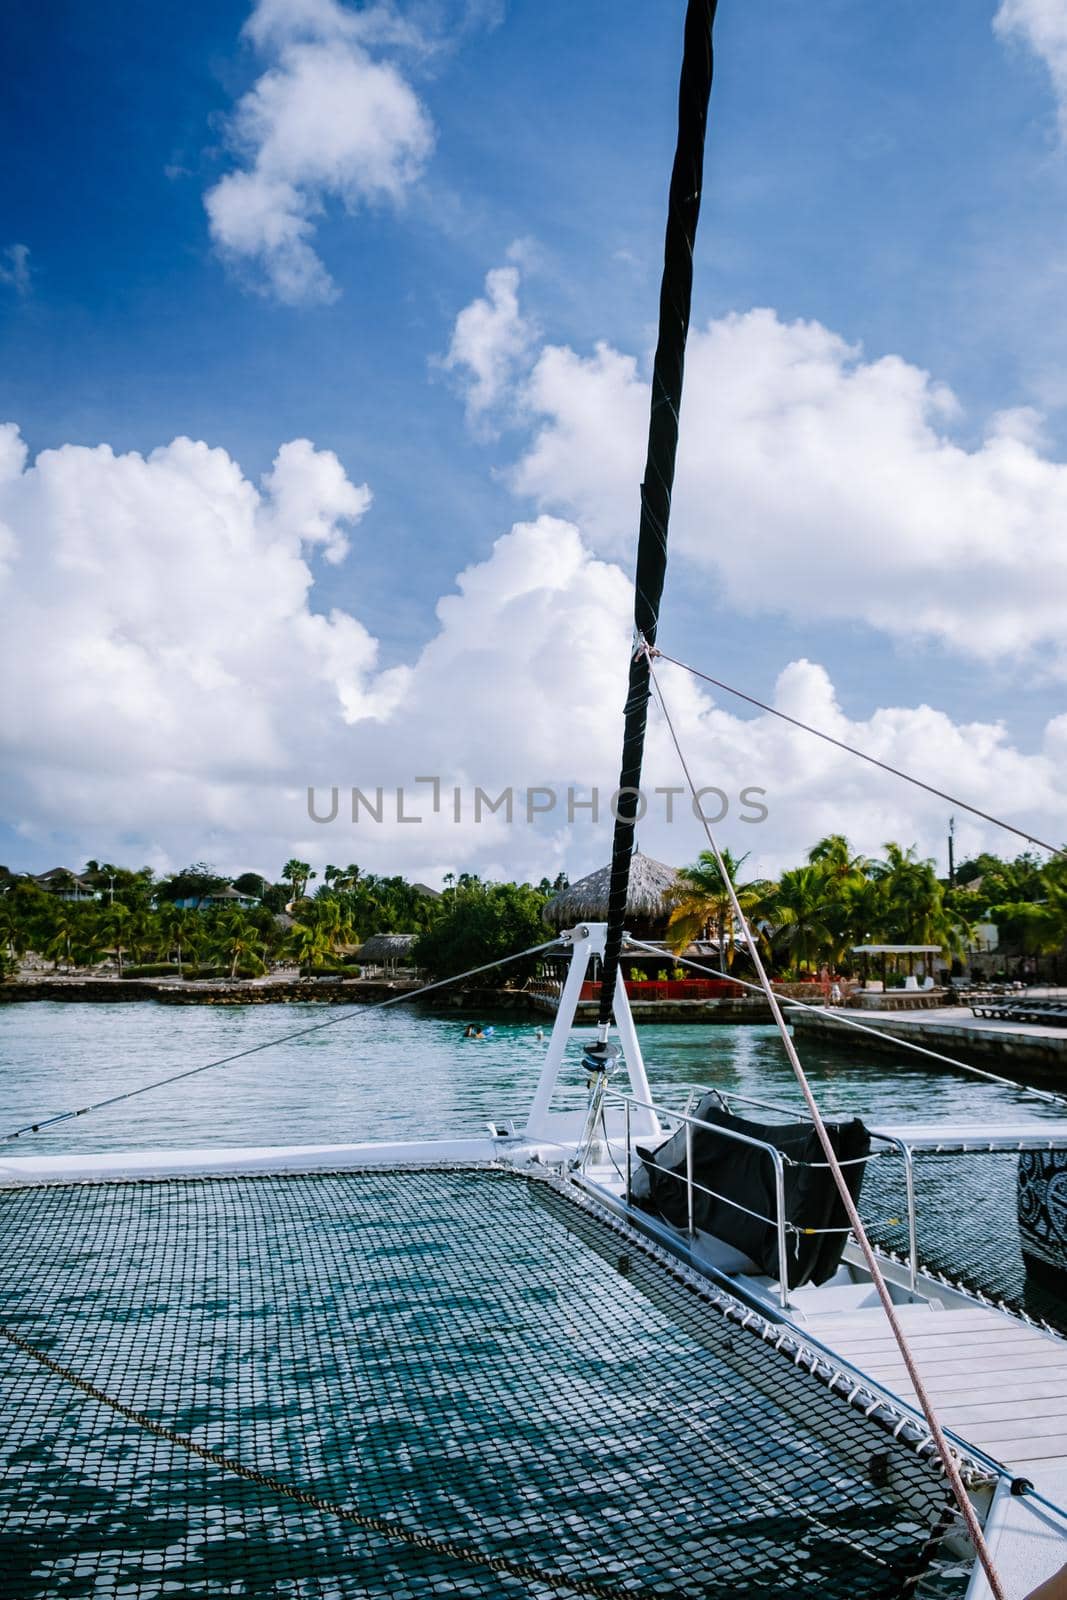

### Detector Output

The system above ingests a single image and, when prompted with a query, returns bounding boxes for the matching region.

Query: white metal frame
[524,922,661,1145]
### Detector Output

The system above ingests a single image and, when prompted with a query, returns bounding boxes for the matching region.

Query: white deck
[810,1302,1067,1505]
[870,1120,1067,1150]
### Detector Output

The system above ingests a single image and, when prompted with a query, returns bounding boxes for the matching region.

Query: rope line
[0,1317,651,1600]
[0,939,562,1145]
[644,650,1006,1600]
[624,937,1067,1112]
[651,646,1066,859]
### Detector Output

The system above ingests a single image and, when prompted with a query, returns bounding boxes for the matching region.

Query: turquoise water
[0,1001,1060,1157]
[0,1168,964,1597]
[0,1003,1057,1599]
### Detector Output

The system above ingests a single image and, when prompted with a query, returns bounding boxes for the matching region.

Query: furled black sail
[598,0,719,1029]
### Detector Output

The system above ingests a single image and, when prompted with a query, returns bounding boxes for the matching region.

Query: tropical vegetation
[666,836,1066,978]
[1,838,1065,986]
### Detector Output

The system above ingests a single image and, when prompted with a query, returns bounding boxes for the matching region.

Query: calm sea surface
[0,1001,1060,1157]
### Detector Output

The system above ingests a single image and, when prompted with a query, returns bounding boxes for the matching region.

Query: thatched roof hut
[542,852,679,934]
[356,933,418,966]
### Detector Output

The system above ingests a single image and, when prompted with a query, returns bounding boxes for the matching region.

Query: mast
[597,0,719,1036]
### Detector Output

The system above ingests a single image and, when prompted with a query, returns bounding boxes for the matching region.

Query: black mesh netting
[860,1149,1067,1337]
[0,1167,972,1598]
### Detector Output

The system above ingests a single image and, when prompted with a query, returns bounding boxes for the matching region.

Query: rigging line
[598,0,719,1032]
[624,938,1067,1112]
[644,651,1006,1600]
[0,939,563,1146]
[651,646,1067,860]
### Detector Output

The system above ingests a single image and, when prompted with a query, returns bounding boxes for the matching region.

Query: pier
[792,1003,1067,1080]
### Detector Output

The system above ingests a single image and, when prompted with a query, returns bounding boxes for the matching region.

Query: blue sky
[2,0,1066,882]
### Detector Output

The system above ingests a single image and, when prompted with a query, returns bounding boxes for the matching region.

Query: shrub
[412,881,550,987]
[124,962,181,979]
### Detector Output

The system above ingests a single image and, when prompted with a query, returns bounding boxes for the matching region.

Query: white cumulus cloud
[0,426,389,802]
[462,281,1067,671]
[443,262,535,428]
[205,0,434,304]
[1,416,1064,885]
[996,0,1067,130]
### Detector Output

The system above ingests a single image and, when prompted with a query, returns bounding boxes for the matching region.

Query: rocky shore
[0,973,542,1010]
[1,975,416,1006]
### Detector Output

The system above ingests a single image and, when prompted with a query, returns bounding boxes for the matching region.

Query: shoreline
[0,974,540,1010]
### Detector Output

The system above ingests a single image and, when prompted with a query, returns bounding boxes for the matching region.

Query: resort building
[172,884,261,911]
[32,868,97,901]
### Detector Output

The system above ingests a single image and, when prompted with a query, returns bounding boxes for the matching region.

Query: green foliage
[157,863,226,905]
[666,848,775,967]
[124,962,181,978]
[317,873,439,938]
[953,850,1046,906]
[282,859,316,902]
[233,872,266,899]
[2,837,1066,987]
[412,881,549,985]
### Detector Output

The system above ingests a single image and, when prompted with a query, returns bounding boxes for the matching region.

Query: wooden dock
[811,1302,1067,1503]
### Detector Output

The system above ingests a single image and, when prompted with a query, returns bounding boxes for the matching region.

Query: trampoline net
[0,1167,973,1598]
[860,1148,1067,1337]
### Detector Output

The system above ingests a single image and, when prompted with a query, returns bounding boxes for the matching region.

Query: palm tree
[126,909,158,965]
[840,875,887,950]
[666,849,774,968]
[282,859,316,904]
[289,918,331,976]
[0,901,26,963]
[45,904,82,970]
[213,912,266,979]
[77,910,109,970]
[102,903,131,975]
[160,905,199,974]
[771,865,837,973]
[874,844,942,944]
[291,899,356,966]
[873,841,969,961]
[807,836,871,962]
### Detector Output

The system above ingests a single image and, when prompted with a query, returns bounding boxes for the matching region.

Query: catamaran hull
[1019,1149,1067,1288]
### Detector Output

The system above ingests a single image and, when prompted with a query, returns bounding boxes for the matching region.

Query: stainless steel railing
[689,1085,919,1292]
[594,1088,795,1307]
[581,1084,911,1309]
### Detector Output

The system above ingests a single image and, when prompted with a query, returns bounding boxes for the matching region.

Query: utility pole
[948,817,956,889]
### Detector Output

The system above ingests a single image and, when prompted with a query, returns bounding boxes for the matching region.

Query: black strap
[599,0,719,1026]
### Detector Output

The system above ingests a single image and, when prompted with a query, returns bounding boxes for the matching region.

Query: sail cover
[631,1096,872,1288]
